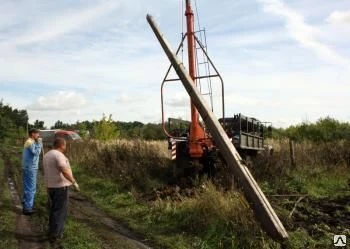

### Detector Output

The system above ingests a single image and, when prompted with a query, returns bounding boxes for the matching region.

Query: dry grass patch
[68,139,171,191]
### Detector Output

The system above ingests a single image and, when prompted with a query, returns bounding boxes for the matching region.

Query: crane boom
[185,0,208,158]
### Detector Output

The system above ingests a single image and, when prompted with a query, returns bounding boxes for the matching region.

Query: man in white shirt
[43,137,79,243]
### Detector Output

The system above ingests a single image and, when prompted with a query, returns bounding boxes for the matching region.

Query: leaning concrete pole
[146,14,288,241]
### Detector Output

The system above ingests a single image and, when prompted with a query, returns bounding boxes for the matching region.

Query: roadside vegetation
[271,116,350,142]
[0,157,17,249]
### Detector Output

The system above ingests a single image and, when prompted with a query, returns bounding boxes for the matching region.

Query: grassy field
[1,138,348,249]
[72,167,278,249]
[67,139,350,249]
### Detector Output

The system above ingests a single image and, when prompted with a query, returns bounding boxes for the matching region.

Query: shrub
[285,117,350,142]
[92,114,120,141]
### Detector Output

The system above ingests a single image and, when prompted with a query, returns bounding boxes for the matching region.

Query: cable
[194,0,201,31]
[181,0,184,63]
[194,0,214,112]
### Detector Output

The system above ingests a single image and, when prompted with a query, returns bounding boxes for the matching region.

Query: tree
[285,116,350,142]
[141,123,165,140]
[92,114,119,141]
[51,120,70,129]
[31,119,45,129]
[0,100,28,141]
[0,114,16,140]
[76,121,89,139]
[117,121,144,138]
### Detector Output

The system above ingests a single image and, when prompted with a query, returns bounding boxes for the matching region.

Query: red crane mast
[185,0,208,158]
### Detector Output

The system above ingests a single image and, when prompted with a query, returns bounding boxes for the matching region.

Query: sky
[0,0,349,128]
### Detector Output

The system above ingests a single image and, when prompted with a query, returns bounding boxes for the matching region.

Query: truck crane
[159,0,269,176]
[146,0,288,242]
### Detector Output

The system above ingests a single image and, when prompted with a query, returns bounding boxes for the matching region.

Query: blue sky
[0,0,349,127]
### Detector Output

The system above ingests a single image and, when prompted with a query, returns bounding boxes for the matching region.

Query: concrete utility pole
[146,14,288,241]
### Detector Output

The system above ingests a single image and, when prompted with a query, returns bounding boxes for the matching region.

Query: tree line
[1,100,349,142]
[50,114,165,141]
[0,100,165,141]
[271,117,350,143]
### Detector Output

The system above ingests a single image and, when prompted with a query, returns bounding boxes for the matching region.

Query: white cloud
[257,0,350,67]
[225,93,260,106]
[116,93,132,103]
[327,10,350,25]
[166,93,190,107]
[28,91,87,111]
[216,29,288,48]
[9,1,121,46]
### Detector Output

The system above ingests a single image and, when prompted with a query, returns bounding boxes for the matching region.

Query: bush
[92,114,120,141]
[285,117,350,142]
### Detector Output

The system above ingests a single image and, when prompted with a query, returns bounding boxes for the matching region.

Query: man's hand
[37,138,43,144]
[72,182,80,192]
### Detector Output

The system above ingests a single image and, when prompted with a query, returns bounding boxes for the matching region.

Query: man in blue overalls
[22,128,42,215]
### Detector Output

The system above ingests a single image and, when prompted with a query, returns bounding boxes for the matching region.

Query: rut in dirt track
[4,155,47,249]
[69,192,152,249]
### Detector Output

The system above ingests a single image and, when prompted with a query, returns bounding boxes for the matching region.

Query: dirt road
[3,152,47,249]
[2,149,152,249]
[7,172,47,249]
[69,193,151,249]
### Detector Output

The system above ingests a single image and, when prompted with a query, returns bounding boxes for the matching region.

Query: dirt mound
[292,195,350,236]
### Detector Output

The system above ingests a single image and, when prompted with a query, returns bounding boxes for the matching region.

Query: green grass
[61,218,104,249]
[72,166,280,249]
[302,168,349,197]
[276,166,350,198]
[72,159,350,249]
[0,157,17,249]
[26,176,103,249]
